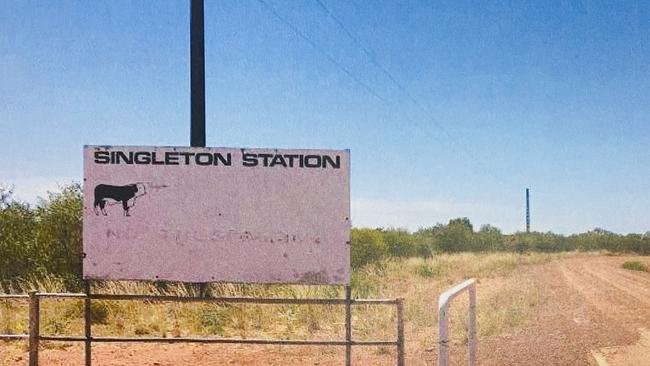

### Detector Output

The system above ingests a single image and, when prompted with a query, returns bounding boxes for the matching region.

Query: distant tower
[525,188,530,233]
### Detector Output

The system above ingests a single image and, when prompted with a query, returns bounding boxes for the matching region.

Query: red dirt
[466,255,650,366]
[2,254,649,365]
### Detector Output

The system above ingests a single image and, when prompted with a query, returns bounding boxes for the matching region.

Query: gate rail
[2,290,405,366]
[437,279,477,366]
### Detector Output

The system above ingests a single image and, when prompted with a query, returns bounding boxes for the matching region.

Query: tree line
[352,217,650,267]
[1,184,648,289]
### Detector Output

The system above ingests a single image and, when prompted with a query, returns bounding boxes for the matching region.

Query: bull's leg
[122,200,130,217]
[99,200,108,216]
[93,200,100,215]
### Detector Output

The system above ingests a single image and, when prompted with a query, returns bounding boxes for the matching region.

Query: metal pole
[190,0,206,148]
[84,281,92,366]
[190,0,208,298]
[525,188,529,232]
[467,286,477,366]
[28,291,40,366]
[437,302,449,366]
[345,285,352,366]
[396,298,405,366]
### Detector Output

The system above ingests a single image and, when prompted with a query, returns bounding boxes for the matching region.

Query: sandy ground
[2,254,649,365]
[463,255,650,366]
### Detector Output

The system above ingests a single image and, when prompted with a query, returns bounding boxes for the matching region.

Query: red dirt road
[468,255,650,366]
[2,254,649,365]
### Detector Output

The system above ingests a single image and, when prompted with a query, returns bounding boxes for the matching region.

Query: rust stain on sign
[296,271,331,284]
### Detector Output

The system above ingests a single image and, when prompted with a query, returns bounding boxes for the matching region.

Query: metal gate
[2,288,405,366]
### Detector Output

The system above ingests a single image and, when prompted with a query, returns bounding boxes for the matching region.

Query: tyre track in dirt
[561,257,650,326]
[581,267,650,311]
[477,255,649,366]
[560,256,650,365]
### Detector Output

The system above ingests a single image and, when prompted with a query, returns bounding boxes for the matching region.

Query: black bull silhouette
[93,184,145,216]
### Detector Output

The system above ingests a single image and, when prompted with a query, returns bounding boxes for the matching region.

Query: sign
[82,145,350,284]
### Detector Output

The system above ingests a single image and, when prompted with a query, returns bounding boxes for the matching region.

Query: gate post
[396,298,405,366]
[438,300,450,366]
[28,291,40,366]
[84,281,92,366]
[437,279,477,366]
[345,285,352,366]
[468,285,476,365]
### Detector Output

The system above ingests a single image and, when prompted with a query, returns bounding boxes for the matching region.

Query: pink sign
[83,145,350,284]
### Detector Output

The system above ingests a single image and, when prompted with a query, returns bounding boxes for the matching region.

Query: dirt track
[471,255,650,366]
[2,254,649,365]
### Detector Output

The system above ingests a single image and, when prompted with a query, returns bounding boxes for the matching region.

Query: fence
[437,279,477,366]
[1,287,404,366]
[0,294,29,342]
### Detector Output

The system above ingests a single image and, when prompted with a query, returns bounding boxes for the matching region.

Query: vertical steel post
[190,0,208,298]
[396,298,405,366]
[526,188,530,233]
[437,302,449,366]
[345,285,352,366]
[84,281,92,366]
[190,0,206,148]
[467,286,477,366]
[28,291,39,366]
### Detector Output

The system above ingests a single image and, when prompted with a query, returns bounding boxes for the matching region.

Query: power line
[256,0,386,103]
[314,0,410,100]
[257,0,504,185]
[313,0,505,184]
[257,0,456,160]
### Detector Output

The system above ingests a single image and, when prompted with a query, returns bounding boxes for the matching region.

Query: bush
[437,218,475,252]
[382,228,418,257]
[0,183,83,290]
[477,225,505,251]
[33,184,83,284]
[414,234,439,258]
[0,202,35,281]
[350,228,388,268]
[621,261,649,272]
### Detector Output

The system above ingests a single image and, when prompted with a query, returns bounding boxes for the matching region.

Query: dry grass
[1,252,567,357]
[352,251,558,352]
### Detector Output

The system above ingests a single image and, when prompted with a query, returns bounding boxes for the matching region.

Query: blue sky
[1,0,649,234]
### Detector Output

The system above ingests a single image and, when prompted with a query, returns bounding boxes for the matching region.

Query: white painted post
[437,279,477,366]
[438,303,450,365]
[468,285,476,365]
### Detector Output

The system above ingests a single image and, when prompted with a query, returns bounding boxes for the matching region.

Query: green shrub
[434,217,476,252]
[350,228,388,268]
[33,184,83,286]
[0,201,35,281]
[382,228,418,257]
[621,261,649,272]
[415,234,438,258]
[477,225,505,251]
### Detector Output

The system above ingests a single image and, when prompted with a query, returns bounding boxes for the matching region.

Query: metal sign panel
[82,145,350,284]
